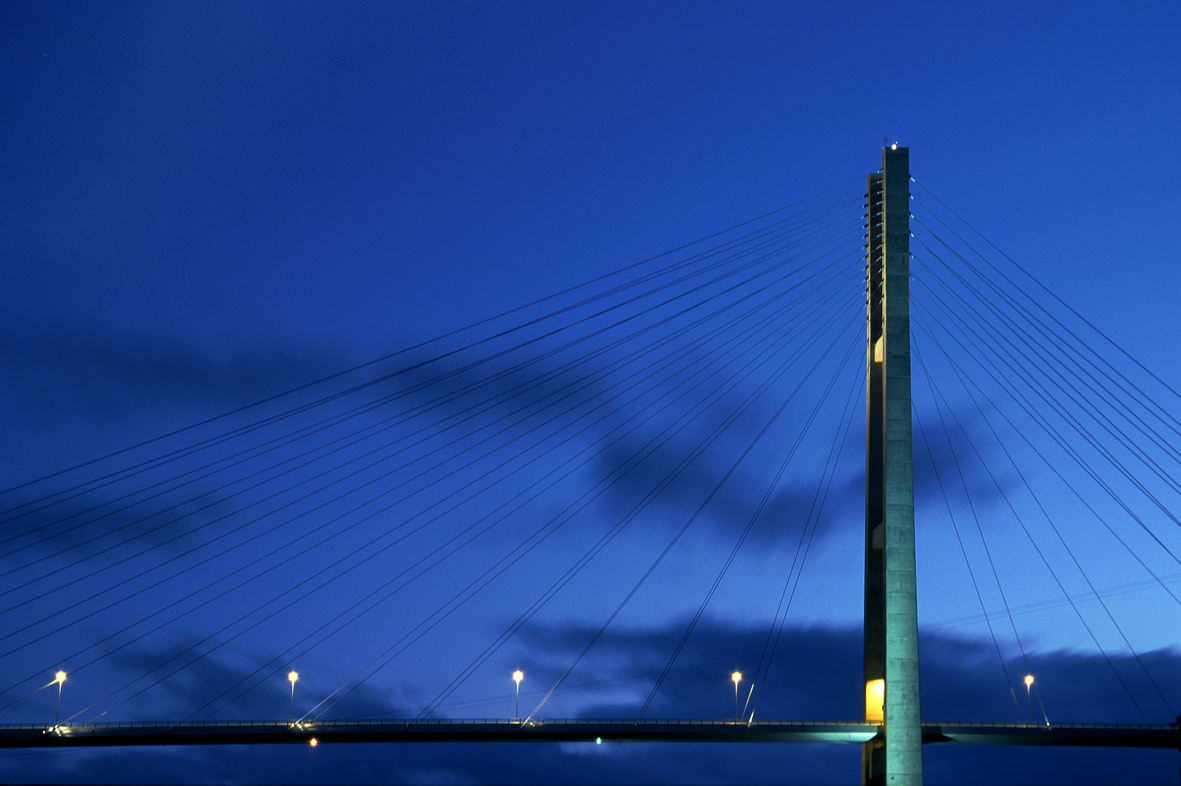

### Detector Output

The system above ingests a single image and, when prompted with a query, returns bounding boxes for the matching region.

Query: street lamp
[731,672,742,722]
[54,671,66,727]
[1023,674,1034,723]
[512,670,524,722]
[288,671,299,723]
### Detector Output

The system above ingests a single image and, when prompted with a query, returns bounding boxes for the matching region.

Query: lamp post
[288,671,299,724]
[1023,674,1033,723]
[54,671,66,727]
[512,670,523,722]
[731,672,742,723]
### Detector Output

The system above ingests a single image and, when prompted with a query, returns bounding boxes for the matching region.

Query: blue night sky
[2,2,1180,784]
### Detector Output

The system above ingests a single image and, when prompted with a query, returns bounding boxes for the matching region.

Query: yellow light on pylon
[865,679,885,724]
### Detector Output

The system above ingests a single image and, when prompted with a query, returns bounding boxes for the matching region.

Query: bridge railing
[926,720,1177,731]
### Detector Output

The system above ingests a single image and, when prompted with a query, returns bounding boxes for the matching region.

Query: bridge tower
[863,146,923,785]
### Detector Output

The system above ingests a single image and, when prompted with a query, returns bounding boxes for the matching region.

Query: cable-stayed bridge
[1,149,1178,784]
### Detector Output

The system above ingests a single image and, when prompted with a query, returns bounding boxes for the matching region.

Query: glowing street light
[731,672,742,722]
[288,671,299,723]
[54,671,66,727]
[512,670,524,722]
[1024,674,1034,723]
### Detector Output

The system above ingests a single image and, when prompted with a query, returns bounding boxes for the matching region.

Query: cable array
[909,182,1180,722]
[0,181,868,723]
[2,172,1174,729]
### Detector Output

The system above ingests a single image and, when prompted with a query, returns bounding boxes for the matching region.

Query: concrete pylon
[863,146,923,785]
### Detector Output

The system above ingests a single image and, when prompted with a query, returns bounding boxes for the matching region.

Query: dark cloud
[0,298,1035,591]
[0,488,224,570]
[0,318,350,421]
[0,316,363,494]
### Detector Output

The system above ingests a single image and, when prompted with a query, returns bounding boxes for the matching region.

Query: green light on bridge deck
[596,737,602,744]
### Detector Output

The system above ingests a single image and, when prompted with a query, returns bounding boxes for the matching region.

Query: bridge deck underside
[2,720,1175,749]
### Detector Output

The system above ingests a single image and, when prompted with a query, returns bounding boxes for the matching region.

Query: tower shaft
[863,146,922,786]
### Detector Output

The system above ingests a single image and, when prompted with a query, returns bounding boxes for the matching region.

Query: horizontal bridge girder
[2,720,875,748]
[924,722,1181,749]
[2,720,1176,749]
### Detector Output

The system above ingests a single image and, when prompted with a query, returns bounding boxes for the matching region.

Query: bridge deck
[2,719,1175,749]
